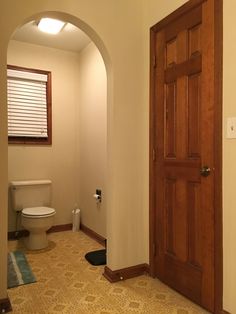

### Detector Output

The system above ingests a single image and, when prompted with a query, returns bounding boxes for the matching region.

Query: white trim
[7,69,48,82]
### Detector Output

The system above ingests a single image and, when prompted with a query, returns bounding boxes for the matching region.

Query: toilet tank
[10,180,52,212]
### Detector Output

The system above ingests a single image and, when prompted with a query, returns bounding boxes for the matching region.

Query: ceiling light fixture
[38,18,65,35]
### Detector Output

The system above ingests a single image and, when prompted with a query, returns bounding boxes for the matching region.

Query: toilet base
[21,213,54,250]
[24,231,48,250]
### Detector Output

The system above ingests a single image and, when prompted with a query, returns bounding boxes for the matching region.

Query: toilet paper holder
[93,189,102,202]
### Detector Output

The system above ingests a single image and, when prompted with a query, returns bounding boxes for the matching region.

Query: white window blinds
[7,68,48,138]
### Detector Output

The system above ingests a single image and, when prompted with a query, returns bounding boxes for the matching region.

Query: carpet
[7,251,36,289]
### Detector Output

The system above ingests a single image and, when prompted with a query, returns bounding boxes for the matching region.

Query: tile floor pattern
[8,231,209,314]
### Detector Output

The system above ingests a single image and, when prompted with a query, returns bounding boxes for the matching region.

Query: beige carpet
[8,231,208,314]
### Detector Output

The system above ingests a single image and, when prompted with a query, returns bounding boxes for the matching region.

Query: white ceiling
[12,21,91,53]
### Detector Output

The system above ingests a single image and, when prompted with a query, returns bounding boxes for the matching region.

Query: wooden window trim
[7,64,52,145]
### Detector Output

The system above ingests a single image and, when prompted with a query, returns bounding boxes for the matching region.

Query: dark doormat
[85,249,106,266]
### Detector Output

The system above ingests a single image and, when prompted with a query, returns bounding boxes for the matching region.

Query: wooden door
[150,0,222,312]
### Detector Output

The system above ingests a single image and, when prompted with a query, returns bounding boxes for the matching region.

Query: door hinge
[153,243,156,256]
[166,108,168,120]
[153,55,157,68]
[152,148,156,161]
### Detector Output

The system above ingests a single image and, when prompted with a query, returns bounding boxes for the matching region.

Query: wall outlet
[227,117,236,139]
[96,189,102,196]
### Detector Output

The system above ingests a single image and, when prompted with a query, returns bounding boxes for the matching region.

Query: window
[7,65,52,144]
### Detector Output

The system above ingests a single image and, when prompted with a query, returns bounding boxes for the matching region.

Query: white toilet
[10,180,56,250]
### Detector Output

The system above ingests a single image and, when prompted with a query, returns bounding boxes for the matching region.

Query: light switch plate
[227,117,236,138]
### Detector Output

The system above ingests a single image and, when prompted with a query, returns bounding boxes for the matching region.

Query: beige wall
[77,42,107,238]
[7,40,79,231]
[223,2,236,313]
[0,1,145,301]
[7,40,107,239]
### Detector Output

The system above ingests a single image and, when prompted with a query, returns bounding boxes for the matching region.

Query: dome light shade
[38,18,65,34]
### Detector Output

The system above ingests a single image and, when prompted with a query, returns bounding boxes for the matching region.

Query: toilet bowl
[10,180,56,250]
[21,207,55,250]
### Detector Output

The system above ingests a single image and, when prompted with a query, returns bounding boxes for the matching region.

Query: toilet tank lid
[10,180,52,187]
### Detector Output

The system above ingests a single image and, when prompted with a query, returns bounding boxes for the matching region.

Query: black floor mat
[85,249,106,266]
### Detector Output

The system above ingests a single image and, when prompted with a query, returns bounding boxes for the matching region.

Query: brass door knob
[200,166,211,177]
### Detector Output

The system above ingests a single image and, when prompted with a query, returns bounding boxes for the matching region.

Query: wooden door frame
[149,0,223,313]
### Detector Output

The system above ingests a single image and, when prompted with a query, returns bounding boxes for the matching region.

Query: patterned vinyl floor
[7,231,208,314]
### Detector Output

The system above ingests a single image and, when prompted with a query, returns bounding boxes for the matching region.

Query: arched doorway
[0,11,112,312]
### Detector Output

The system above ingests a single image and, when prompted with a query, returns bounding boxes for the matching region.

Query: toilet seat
[22,206,55,218]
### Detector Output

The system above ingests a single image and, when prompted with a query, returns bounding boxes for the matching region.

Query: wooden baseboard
[48,223,72,233]
[0,297,12,313]
[8,223,106,247]
[80,223,106,247]
[8,223,72,240]
[221,310,230,314]
[8,229,29,240]
[103,263,150,283]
